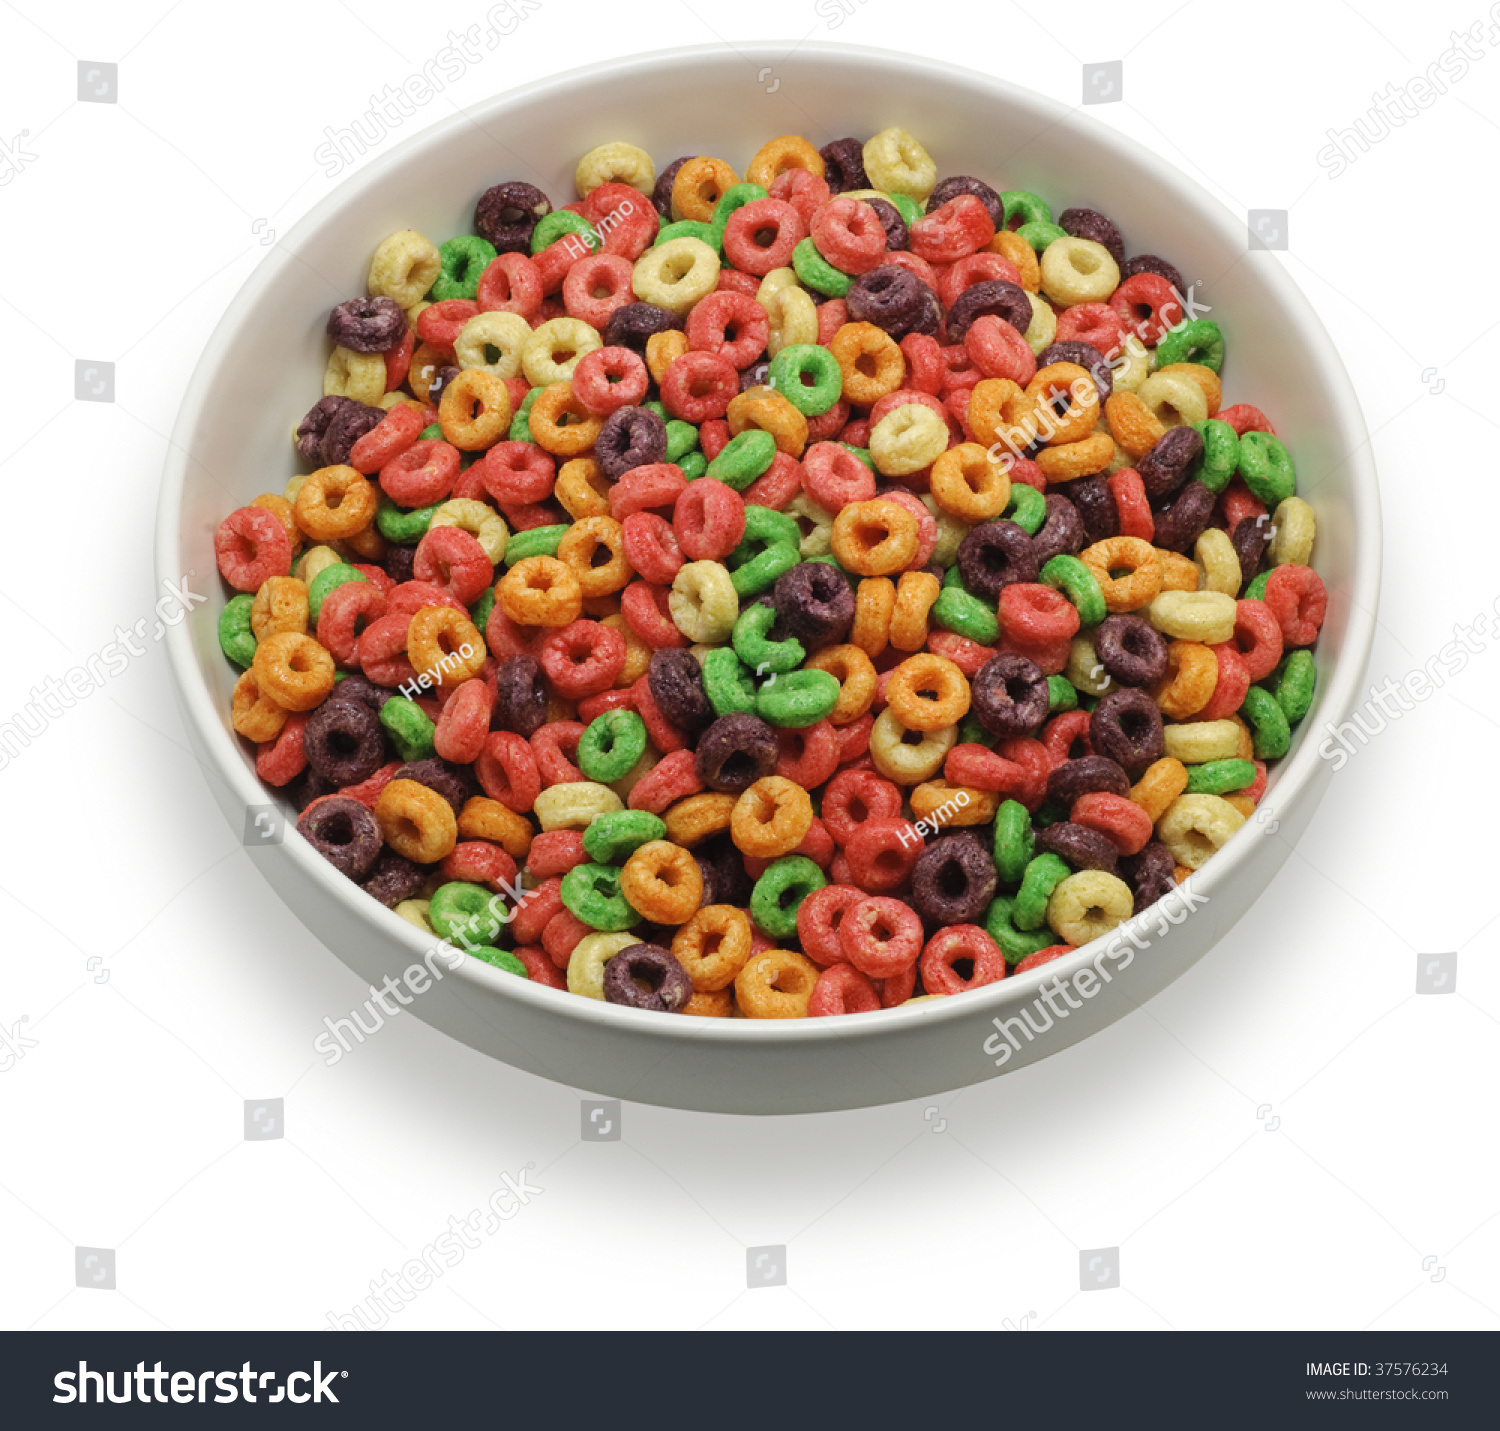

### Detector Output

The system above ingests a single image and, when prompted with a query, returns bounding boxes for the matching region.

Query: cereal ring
[734,948,819,1018]
[930,443,1011,522]
[231,669,288,742]
[831,499,920,576]
[1156,793,1245,869]
[619,840,703,925]
[1079,537,1163,613]
[251,631,335,711]
[1046,870,1133,945]
[731,776,813,859]
[632,237,721,315]
[669,560,739,644]
[498,556,584,628]
[294,466,378,543]
[375,777,458,864]
[868,403,948,476]
[862,127,937,201]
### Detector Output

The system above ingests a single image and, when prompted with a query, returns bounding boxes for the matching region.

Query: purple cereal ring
[1094,614,1169,688]
[596,405,668,480]
[1035,820,1120,873]
[362,849,429,907]
[1045,755,1130,807]
[1137,425,1204,501]
[911,832,997,925]
[327,295,407,353]
[1151,480,1217,554]
[475,180,552,253]
[1122,254,1185,294]
[1030,493,1087,567]
[1122,839,1177,914]
[603,302,684,354]
[740,359,771,393]
[971,653,1050,740]
[1089,688,1165,776]
[297,795,383,881]
[943,280,1031,345]
[295,395,360,466]
[772,562,854,649]
[958,520,1038,600]
[602,943,693,1012]
[1233,513,1272,588]
[303,696,388,786]
[1058,207,1126,266]
[818,137,869,195]
[865,197,909,252]
[695,713,779,794]
[493,655,549,738]
[319,401,384,468]
[385,543,416,584]
[648,648,714,734]
[695,831,754,907]
[1065,474,1119,544]
[846,265,928,338]
[652,157,692,217]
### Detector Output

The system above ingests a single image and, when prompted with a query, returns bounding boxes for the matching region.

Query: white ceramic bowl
[158,43,1379,1114]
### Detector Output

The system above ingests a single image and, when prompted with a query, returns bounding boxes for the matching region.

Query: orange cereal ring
[230,669,287,742]
[1024,362,1099,445]
[989,229,1040,291]
[250,631,335,711]
[827,321,905,405]
[601,613,651,684]
[731,776,814,859]
[885,652,970,731]
[251,492,300,552]
[726,387,808,456]
[671,904,753,991]
[555,456,611,519]
[672,156,738,222]
[407,604,487,687]
[1157,549,1199,592]
[683,988,734,1017]
[889,570,941,652]
[1080,536,1163,613]
[619,840,704,924]
[734,947,819,1018]
[250,575,308,640]
[929,442,1011,521]
[663,792,737,846]
[851,576,895,657]
[1155,362,1221,417]
[293,465,377,542]
[1105,390,1166,458]
[803,644,877,724]
[745,135,824,189]
[498,555,583,627]
[911,779,998,826]
[1151,642,1216,719]
[526,381,604,456]
[342,521,386,562]
[645,329,689,384]
[376,777,458,863]
[831,499,920,576]
[457,795,534,861]
[438,367,512,450]
[1035,430,1115,480]
[1129,757,1189,823]
[556,515,633,598]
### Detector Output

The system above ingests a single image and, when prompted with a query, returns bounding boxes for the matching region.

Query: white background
[1,0,1498,1333]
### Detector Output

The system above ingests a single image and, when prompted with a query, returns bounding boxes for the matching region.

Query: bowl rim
[157,39,1381,1048]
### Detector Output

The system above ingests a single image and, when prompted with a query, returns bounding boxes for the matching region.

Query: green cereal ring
[702,646,759,716]
[792,236,852,297]
[1241,685,1291,760]
[941,564,966,591]
[641,400,668,419]
[732,601,805,674]
[957,712,995,748]
[680,451,708,480]
[1243,570,1271,602]
[1276,649,1316,724]
[1047,675,1078,713]
[756,667,840,728]
[840,444,875,469]
[433,234,497,300]
[1039,554,1107,627]
[468,585,495,632]
[933,587,1000,645]
[985,894,1055,964]
[731,505,800,564]
[768,343,843,416]
[711,182,770,230]
[531,210,599,257]
[468,946,529,977]
[1000,190,1051,228]
[750,855,827,940]
[504,523,568,565]
[508,385,540,442]
[1018,220,1066,252]
[1185,759,1257,795]
[993,800,1035,887]
[428,880,506,947]
[379,697,436,762]
[1236,431,1296,507]
[1192,418,1240,494]
[577,709,648,783]
[655,219,719,250]
[707,429,777,491]
[306,562,366,623]
[665,419,700,463]
[219,594,256,669]
[1153,318,1223,373]
[731,544,799,598]
[583,809,667,865]
[1004,481,1047,535]
[419,422,443,440]
[883,192,923,229]
[377,495,440,545]
[1013,852,1071,931]
[560,863,639,932]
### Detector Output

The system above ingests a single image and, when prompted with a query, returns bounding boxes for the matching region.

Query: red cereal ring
[927,629,997,677]
[768,166,831,227]
[796,883,864,966]
[355,611,416,687]
[938,252,1023,310]
[562,253,635,329]
[838,416,871,448]
[1000,582,1081,647]
[1218,403,1275,437]
[841,816,923,893]
[620,511,684,586]
[538,619,625,698]
[476,253,543,317]
[673,478,746,562]
[383,329,415,391]
[808,962,881,1016]
[350,402,424,474]
[1055,301,1127,354]
[526,829,588,878]
[811,197,888,275]
[685,291,770,370]
[338,760,400,809]
[512,944,568,989]
[1013,945,1075,974]
[379,439,460,507]
[417,299,479,348]
[631,674,688,752]
[413,525,493,605]
[805,398,851,442]
[620,579,689,649]
[836,711,874,762]
[1008,457,1046,492]
[1264,564,1326,647]
[530,721,585,787]
[530,239,577,296]
[816,300,849,345]
[1040,710,1093,768]
[1197,642,1252,722]
[571,345,649,416]
[879,488,938,568]
[715,269,759,296]
[698,419,731,461]
[919,924,1007,994]
[1231,598,1284,682]
[722,197,808,276]
[1108,272,1183,345]
[1220,480,1266,534]
[874,963,915,1007]
[485,604,536,660]
[910,195,996,264]
[839,895,923,977]
[964,315,1036,384]
[997,632,1071,677]
[476,730,542,811]
[1070,791,1154,857]
[473,440,554,506]
[1108,467,1154,541]
[215,506,292,591]
[899,332,946,394]
[802,440,876,510]
[820,767,902,846]
[609,462,688,519]
[628,748,703,814]
[577,686,635,723]
[442,840,519,896]
[510,876,562,946]
[943,742,1029,794]
[256,711,309,787]
[996,737,1050,809]
[775,720,840,788]
[543,908,593,967]
[316,579,387,666]
[797,815,835,870]
[741,450,804,509]
[432,676,494,764]
[581,181,660,259]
